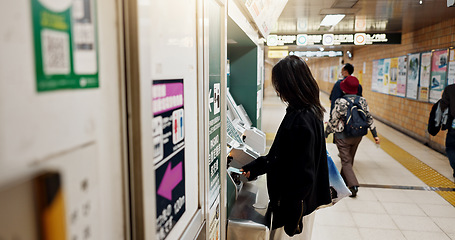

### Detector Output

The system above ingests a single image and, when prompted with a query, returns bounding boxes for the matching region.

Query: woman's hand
[374,137,380,145]
[240,169,250,178]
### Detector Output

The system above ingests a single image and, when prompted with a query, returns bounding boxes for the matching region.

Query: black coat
[242,107,331,237]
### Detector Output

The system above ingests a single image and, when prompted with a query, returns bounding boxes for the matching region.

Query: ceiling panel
[272,0,455,35]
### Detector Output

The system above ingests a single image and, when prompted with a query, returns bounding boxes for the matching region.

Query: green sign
[31,0,99,92]
[208,0,222,209]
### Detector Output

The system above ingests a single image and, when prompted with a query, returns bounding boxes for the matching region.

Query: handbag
[326,150,351,204]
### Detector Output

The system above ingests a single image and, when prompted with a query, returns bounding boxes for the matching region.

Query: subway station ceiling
[270,0,454,51]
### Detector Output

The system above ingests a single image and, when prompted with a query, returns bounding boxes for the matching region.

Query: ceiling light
[320,14,345,26]
[419,0,423,4]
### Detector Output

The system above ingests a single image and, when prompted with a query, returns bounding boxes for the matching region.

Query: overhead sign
[290,51,343,58]
[153,79,186,240]
[267,33,401,46]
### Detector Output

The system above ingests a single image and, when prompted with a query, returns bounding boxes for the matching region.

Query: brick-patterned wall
[309,17,455,152]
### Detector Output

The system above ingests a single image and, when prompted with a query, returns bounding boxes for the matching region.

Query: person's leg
[335,138,359,188]
[348,136,363,168]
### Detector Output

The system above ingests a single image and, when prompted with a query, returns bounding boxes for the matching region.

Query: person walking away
[241,55,331,239]
[325,76,380,197]
[329,63,363,112]
[439,84,455,179]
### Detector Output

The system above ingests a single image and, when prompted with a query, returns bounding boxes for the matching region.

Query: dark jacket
[329,78,363,112]
[242,107,331,236]
[440,84,455,120]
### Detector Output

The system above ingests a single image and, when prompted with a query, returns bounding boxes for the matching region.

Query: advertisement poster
[430,49,449,103]
[152,79,186,240]
[371,60,379,92]
[448,49,455,85]
[31,0,99,92]
[382,58,391,94]
[419,52,432,101]
[397,56,407,97]
[388,57,398,95]
[377,59,385,93]
[406,53,420,100]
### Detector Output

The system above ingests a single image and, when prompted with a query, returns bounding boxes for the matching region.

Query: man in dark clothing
[329,63,363,112]
[439,84,455,179]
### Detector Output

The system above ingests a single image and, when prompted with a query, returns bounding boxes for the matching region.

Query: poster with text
[406,53,420,100]
[377,59,385,93]
[32,0,99,92]
[371,60,379,92]
[448,49,455,85]
[430,49,449,103]
[418,52,432,101]
[397,55,407,97]
[388,58,398,95]
[153,79,186,240]
[382,58,391,94]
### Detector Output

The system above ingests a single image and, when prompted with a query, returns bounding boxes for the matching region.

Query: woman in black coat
[241,55,331,237]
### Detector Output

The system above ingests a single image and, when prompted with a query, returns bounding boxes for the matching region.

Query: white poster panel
[447,49,455,85]
[382,58,391,94]
[419,51,432,101]
[406,53,420,99]
[397,55,407,97]
[371,60,379,92]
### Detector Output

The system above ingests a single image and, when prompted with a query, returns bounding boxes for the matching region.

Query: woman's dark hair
[272,55,325,120]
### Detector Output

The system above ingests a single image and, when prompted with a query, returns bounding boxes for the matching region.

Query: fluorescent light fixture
[320,14,345,26]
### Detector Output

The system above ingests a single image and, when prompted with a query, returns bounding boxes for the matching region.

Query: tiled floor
[261,91,455,240]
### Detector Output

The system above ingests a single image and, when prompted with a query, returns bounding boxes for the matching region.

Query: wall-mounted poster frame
[406,52,421,100]
[397,55,407,97]
[447,47,455,86]
[418,51,432,102]
[429,48,449,103]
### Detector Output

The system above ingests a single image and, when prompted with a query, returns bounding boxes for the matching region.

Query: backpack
[343,96,369,137]
[428,99,453,136]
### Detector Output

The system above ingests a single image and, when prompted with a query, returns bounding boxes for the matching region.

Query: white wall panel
[0,0,124,239]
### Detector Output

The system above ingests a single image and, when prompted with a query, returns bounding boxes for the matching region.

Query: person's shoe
[349,186,358,198]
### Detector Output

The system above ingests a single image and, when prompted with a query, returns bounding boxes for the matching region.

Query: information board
[152,79,186,240]
[31,0,99,92]
[430,49,449,103]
